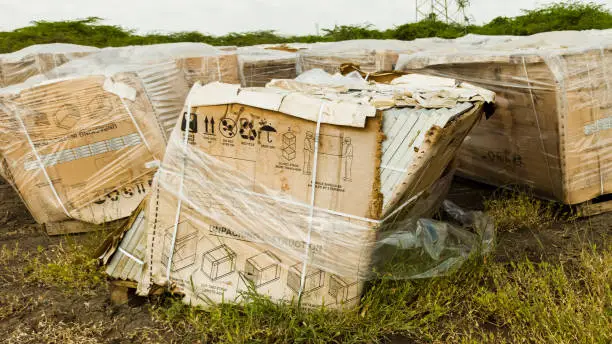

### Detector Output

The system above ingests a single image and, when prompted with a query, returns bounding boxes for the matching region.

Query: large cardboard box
[396,30,612,204]
[296,40,420,74]
[0,74,166,224]
[128,76,490,308]
[0,44,99,87]
[237,46,298,87]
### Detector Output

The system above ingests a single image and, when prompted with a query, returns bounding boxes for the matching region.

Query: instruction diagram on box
[87,95,114,118]
[303,132,353,181]
[287,262,325,295]
[243,251,282,288]
[328,275,360,304]
[53,104,81,130]
[161,221,198,273]
[201,244,237,281]
[281,130,296,161]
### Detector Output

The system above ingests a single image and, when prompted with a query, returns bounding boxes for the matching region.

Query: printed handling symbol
[181,112,198,133]
[281,130,297,161]
[239,119,257,141]
[219,118,237,138]
[258,120,277,144]
[203,116,215,135]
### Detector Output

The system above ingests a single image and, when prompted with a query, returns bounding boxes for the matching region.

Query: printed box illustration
[244,251,282,288]
[201,245,237,281]
[161,221,198,273]
[287,263,325,295]
[281,131,297,160]
[328,275,360,304]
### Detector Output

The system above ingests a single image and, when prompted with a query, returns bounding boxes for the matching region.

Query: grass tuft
[147,246,611,343]
[24,232,108,294]
[484,190,561,232]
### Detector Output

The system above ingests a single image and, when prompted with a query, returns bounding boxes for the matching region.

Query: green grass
[23,231,108,294]
[484,190,558,233]
[149,246,611,343]
[2,192,610,343]
[1,2,611,53]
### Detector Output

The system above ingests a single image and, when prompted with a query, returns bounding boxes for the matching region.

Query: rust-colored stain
[280,176,290,192]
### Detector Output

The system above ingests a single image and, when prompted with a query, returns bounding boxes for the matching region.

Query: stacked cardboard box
[103,73,493,308]
[396,30,612,204]
[237,45,298,87]
[296,40,421,74]
[0,44,99,87]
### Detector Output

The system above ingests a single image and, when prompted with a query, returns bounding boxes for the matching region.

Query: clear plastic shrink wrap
[296,40,422,74]
[395,30,612,204]
[0,43,99,87]
[237,45,299,87]
[0,43,240,228]
[103,71,496,309]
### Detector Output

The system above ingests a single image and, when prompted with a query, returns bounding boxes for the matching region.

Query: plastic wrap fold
[102,75,495,309]
[395,29,612,204]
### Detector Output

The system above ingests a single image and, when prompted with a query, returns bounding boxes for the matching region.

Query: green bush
[1,2,611,53]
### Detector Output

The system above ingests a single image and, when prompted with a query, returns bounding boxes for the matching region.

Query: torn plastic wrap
[374,200,495,279]
[237,46,298,87]
[395,29,612,204]
[100,74,495,309]
[0,44,99,88]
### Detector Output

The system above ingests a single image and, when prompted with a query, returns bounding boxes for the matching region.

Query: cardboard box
[132,77,489,309]
[396,30,612,204]
[237,46,297,87]
[0,73,166,224]
[0,44,99,88]
[296,40,418,74]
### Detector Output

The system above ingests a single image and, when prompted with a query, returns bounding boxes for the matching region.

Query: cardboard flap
[187,82,376,128]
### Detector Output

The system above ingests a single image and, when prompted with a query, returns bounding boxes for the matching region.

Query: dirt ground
[0,177,610,343]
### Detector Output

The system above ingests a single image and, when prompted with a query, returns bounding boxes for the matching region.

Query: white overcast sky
[1,0,611,35]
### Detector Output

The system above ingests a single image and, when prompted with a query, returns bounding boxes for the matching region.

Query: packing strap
[118,247,144,265]
[522,57,555,195]
[119,98,159,161]
[165,96,193,282]
[216,56,222,81]
[297,103,325,299]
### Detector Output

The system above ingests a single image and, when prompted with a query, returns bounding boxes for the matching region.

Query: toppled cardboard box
[396,30,612,204]
[0,44,99,88]
[0,74,167,225]
[101,72,493,308]
[0,43,241,232]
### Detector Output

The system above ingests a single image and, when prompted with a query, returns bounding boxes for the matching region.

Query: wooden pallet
[109,280,165,305]
[576,198,612,217]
